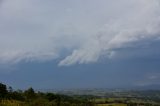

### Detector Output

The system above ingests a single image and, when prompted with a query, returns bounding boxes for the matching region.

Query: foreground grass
[0,100,24,106]
[97,103,127,106]
[0,100,126,106]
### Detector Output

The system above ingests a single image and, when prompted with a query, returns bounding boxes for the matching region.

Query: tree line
[0,82,95,106]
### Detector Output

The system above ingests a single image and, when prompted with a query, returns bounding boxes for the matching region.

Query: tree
[45,93,56,101]
[24,87,36,100]
[0,82,8,98]
[8,86,13,93]
[9,91,25,101]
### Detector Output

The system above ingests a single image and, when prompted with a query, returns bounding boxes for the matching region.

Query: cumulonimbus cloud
[59,0,160,66]
[0,0,160,66]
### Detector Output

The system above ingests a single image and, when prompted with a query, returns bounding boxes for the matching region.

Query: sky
[0,0,160,89]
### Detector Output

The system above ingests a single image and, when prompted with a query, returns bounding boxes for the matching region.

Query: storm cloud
[0,0,160,66]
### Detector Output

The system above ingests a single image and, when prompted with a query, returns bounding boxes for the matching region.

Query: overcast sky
[0,0,160,89]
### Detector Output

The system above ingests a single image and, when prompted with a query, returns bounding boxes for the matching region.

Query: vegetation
[0,82,94,106]
[0,82,160,106]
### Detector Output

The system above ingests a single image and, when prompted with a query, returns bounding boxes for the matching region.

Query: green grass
[97,103,127,106]
[0,100,25,106]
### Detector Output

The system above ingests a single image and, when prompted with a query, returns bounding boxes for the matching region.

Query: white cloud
[59,0,160,66]
[0,0,160,66]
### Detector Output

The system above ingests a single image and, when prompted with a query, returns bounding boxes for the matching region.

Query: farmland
[1,82,160,106]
